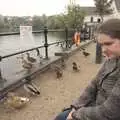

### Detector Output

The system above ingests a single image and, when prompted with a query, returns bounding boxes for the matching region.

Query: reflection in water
[20,26,35,49]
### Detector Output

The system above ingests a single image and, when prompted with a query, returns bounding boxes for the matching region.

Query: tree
[32,16,44,31]
[41,14,48,26]
[57,4,85,29]
[94,0,113,22]
[66,4,85,28]
[47,15,61,29]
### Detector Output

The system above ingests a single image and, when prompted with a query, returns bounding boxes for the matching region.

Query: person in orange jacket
[74,29,81,46]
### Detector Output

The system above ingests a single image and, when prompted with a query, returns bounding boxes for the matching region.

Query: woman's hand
[66,108,75,120]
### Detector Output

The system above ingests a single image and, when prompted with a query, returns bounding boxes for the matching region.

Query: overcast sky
[0,0,94,16]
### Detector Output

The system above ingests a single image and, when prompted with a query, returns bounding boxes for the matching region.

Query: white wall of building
[84,0,120,23]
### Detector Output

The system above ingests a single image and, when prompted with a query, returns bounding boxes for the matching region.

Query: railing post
[65,27,68,49]
[44,26,49,59]
[0,56,2,80]
[95,20,102,64]
[95,42,102,64]
[0,56,6,88]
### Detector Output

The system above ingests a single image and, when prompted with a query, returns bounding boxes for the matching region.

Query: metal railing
[0,27,73,60]
[0,25,96,96]
[0,27,75,96]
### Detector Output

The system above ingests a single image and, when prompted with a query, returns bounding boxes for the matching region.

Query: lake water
[0,32,67,84]
[0,32,65,56]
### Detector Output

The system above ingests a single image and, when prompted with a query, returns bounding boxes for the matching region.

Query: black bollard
[44,26,49,59]
[95,42,102,64]
[65,27,68,49]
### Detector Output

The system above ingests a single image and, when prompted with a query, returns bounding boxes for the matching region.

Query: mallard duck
[35,48,40,56]
[72,62,80,72]
[54,66,63,79]
[82,49,90,57]
[5,92,29,109]
[80,47,85,51]
[35,48,43,64]
[17,55,33,71]
[82,51,90,57]
[26,53,36,63]
[56,42,60,46]
[61,58,66,69]
[24,81,40,95]
[56,69,63,79]
[22,59,33,70]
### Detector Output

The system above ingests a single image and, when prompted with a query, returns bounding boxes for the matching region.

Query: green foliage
[0,15,5,32]
[0,4,85,32]
[56,4,85,29]
[47,15,63,29]
[94,0,113,22]
[32,16,44,30]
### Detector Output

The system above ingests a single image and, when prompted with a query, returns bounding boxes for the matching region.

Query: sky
[0,0,94,16]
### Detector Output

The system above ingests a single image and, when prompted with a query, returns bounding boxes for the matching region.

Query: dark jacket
[71,57,120,120]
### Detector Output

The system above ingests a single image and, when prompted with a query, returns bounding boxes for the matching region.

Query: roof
[80,7,97,15]
[114,0,120,12]
[80,0,120,16]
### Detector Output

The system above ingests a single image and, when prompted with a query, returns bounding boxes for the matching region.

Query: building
[112,0,120,18]
[82,0,120,23]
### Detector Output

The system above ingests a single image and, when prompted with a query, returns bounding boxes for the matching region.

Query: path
[0,42,102,120]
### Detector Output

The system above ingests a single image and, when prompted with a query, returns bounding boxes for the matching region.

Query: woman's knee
[54,109,71,120]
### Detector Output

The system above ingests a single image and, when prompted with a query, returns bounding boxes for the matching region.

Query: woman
[54,19,120,120]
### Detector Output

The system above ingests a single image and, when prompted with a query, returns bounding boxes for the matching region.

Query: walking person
[74,29,81,46]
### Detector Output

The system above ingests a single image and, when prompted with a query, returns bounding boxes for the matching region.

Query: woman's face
[97,33,120,59]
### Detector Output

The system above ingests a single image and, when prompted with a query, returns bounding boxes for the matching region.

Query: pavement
[0,40,93,97]
[0,40,102,120]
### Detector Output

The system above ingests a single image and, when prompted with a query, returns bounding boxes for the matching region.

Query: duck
[82,51,90,57]
[4,92,29,109]
[23,80,40,96]
[54,66,63,79]
[80,47,85,51]
[26,53,36,63]
[56,42,60,46]
[22,58,33,70]
[35,48,43,64]
[17,55,33,71]
[35,48,40,56]
[72,62,80,72]
[56,69,63,79]
[61,58,66,69]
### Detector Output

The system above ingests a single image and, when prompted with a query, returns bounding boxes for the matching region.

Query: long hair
[97,19,120,39]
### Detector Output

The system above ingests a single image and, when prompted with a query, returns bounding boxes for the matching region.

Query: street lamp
[95,18,102,64]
